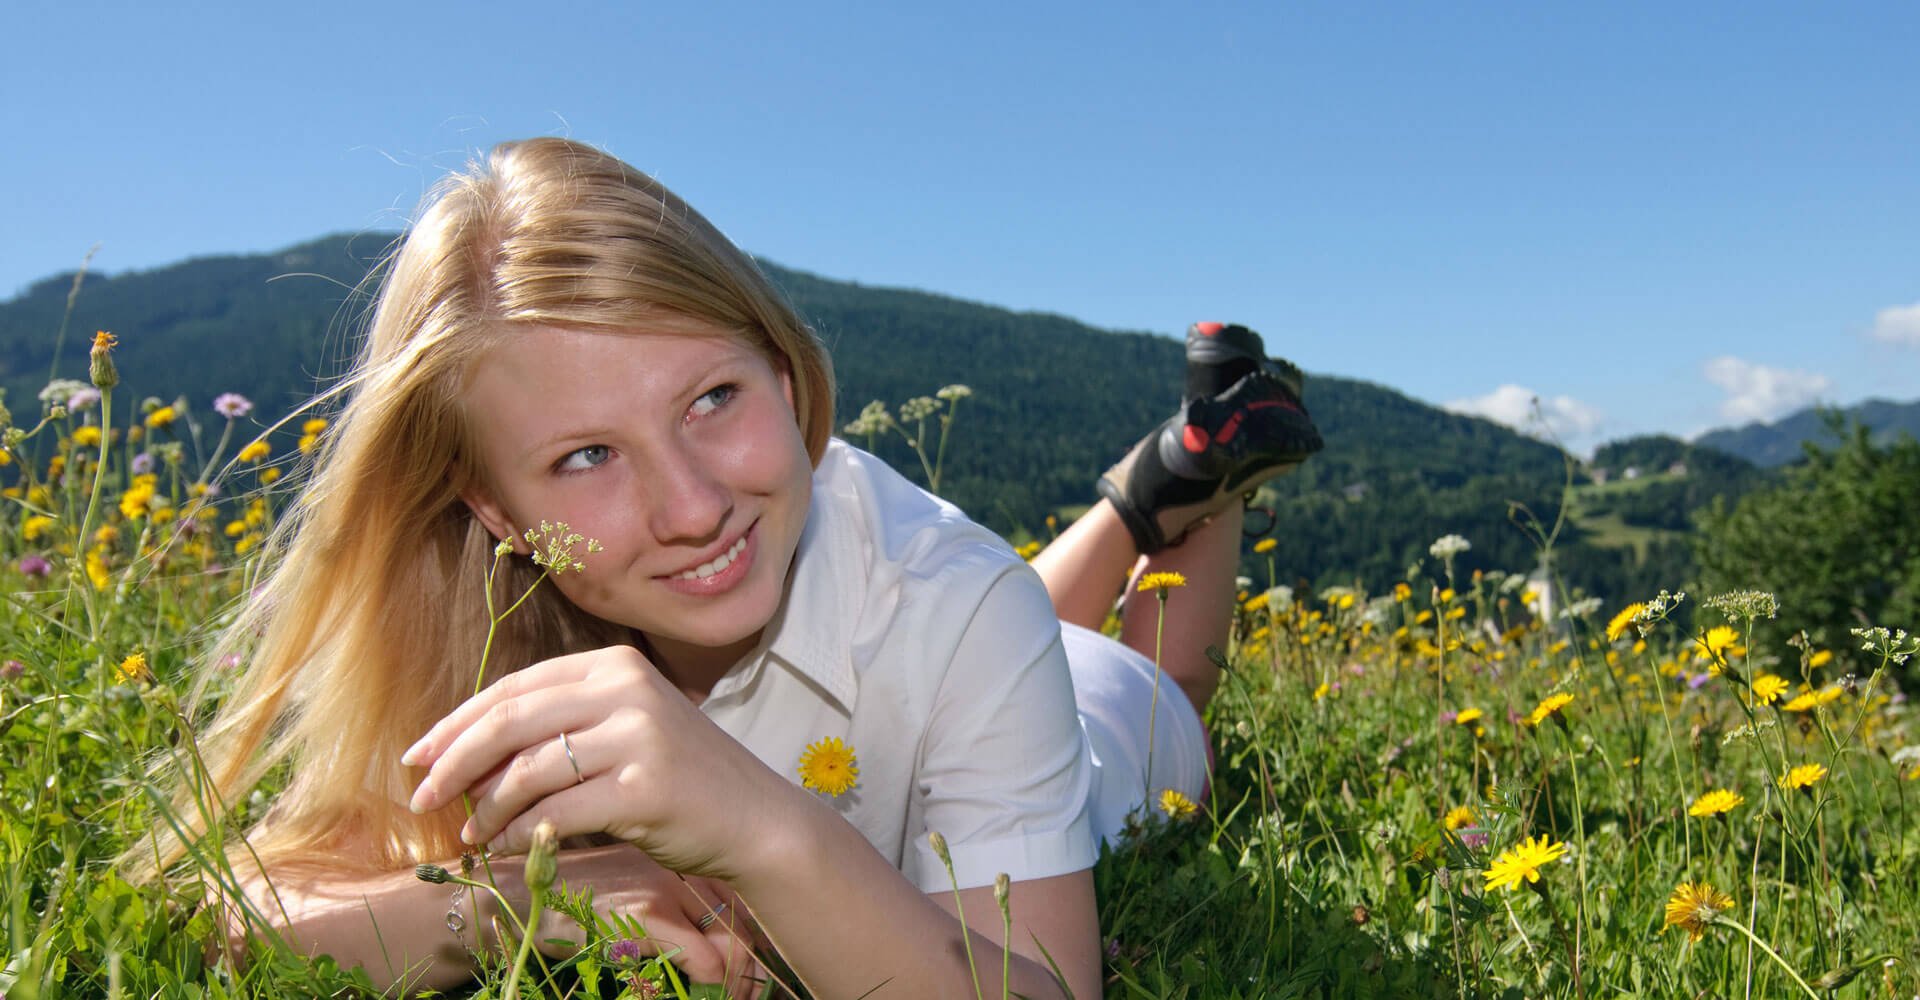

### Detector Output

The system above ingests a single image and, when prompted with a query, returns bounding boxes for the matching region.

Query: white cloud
[1443,384,1606,446]
[1702,356,1831,424]
[1869,302,1920,347]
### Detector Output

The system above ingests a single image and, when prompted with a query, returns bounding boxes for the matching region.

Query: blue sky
[5,1,1916,454]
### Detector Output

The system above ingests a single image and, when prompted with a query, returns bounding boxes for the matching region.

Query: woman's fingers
[402,647,634,768]
[408,678,611,815]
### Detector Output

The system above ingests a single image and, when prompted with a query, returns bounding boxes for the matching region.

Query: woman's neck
[637,629,763,704]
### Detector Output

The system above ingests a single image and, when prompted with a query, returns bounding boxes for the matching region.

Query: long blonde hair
[133,137,835,879]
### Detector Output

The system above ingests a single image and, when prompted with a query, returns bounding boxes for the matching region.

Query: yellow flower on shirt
[798,737,859,797]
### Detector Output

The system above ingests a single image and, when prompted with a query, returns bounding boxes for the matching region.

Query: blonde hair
[132,138,834,880]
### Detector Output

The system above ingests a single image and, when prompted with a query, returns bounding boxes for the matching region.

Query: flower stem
[1713,914,1820,1000]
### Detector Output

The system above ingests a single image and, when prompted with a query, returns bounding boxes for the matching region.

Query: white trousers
[1062,622,1210,846]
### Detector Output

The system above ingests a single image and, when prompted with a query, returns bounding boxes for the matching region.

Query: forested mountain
[1695,398,1920,467]
[0,234,1760,602]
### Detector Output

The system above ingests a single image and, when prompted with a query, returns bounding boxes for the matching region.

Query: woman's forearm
[230,859,503,992]
[734,793,1087,1000]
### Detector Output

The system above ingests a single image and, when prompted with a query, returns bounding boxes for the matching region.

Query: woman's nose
[647,443,733,543]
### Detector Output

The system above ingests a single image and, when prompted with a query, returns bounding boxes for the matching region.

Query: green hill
[0,234,1757,602]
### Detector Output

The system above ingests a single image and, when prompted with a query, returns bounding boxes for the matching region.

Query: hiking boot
[1098,366,1323,554]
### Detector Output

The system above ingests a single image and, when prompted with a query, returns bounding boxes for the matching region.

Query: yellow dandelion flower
[94,524,120,545]
[1698,626,1744,662]
[71,425,102,448]
[237,439,271,463]
[1445,605,1466,620]
[1335,593,1356,610]
[1777,763,1827,792]
[1782,690,1819,713]
[118,481,156,520]
[145,406,177,429]
[115,651,150,684]
[297,433,319,453]
[1807,649,1833,670]
[1606,602,1647,642]
[1663,882,1732,942]
[85,548,110,590]
[1482,835,1568,892]
[224,520,247,538]
[1415,609,1433,625]
[1312,681,1330,701]
[1527,692,1575,727]
[1454,707,1483,726]
[260,467,282,485]
[1438,588,1455,604]
[1815,685,1844,706]
[1137,571,1187,593]
[1158,788,1198,819]
[1443,806,1475,831]
[797,736,859,797]
[1394,582,1412,602]
[1750,674,1789,705]
[301,417,329,435]
[1687,789,1744,817]
[234,533,261,555]
[1015,540,1042,560]
[23,515,55,541]
[1243,592,1269,612]
[1253,538,1277,554]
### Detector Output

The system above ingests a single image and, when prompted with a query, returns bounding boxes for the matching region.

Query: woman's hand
[402,645,803,880]
[529,843,765,998]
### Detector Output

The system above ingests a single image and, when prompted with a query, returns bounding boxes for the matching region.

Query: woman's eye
[556,445,610,473]
[688,383,737,420]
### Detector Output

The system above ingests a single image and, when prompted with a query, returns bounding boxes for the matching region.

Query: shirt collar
[706,452,862,712]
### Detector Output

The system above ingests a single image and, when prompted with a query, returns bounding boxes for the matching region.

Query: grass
[4,358,1919,998]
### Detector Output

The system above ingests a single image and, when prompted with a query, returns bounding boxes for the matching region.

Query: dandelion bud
[927,831,951,866]
[993,872,1010,912]
[525,819,559,895]
[89,331,119,390]
[415,863,452,884]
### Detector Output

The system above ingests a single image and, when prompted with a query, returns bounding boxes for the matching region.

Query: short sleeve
[906,564,1096,892]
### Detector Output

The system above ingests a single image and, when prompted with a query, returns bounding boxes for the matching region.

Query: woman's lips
[656,522,757,596]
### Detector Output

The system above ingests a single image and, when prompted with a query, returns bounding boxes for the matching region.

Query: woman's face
[460,320,813,676]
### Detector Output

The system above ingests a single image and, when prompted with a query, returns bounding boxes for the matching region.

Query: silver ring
[558,731,585,784]
[695,901,727,931]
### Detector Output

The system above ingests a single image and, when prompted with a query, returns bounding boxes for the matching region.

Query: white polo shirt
[697,439,1097,893]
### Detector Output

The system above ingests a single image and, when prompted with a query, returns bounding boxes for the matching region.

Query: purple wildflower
[607,938,644,964]
[214,393,254,419]
[17,555,51,578]
[68,387,101,411]
[1687,672,1713,690]
[1460,830,1491,850]
[131,452,155,475]
[1439,710,1458,725]
[1,659,24,680]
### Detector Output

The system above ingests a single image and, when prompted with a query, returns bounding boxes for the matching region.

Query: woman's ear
[460,485,531,555]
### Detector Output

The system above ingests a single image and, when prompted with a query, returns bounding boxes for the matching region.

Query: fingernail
[408,783,430,815]
[459,822,477,845]
[400,741,423,767]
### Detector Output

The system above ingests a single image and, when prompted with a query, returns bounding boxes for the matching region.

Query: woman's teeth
[675,534,748,580]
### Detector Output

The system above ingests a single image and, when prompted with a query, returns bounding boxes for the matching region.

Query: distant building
[1623,466,1641,480]
[1667,461,1689,478]
[1589,467,1610,485]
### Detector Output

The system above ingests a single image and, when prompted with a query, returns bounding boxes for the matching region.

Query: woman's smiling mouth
[657,521,759,595]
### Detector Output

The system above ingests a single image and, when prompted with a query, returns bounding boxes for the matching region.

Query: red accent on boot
[1193,321,1224,337]
[1246,399,1300,413]
[1182,425,1211,452]
[1217,411,1245,444]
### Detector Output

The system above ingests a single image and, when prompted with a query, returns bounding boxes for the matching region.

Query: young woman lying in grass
[132,137,1321,998]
